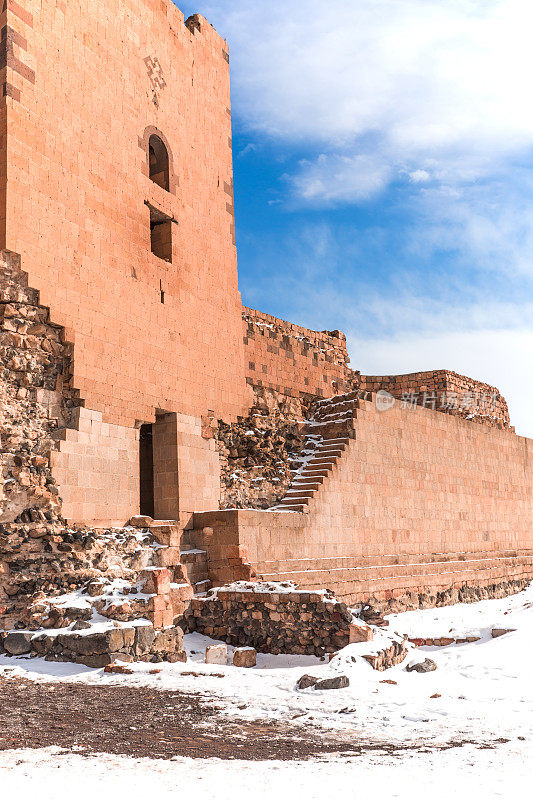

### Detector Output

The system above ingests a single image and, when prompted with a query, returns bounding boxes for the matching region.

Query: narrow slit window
[150,207,172,263]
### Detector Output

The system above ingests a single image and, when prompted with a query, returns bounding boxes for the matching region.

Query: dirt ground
[0,677,508,761]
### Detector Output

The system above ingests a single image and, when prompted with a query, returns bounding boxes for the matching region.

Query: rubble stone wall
[360,370,511,429]
[0,624,186,668]
[213,386,311,510]
[183,584,363,656]
[0,250,78,526]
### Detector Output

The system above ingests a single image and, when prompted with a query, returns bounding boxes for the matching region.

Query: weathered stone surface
[233,647,256,668]
[184,583,356,657]
[491,628,516,638]
[2,623,186,668]
[363,640,408,671]
[349,623,373,643]
[296,674,318,690]
[129,516,153,528]
[406,658,437,673]
[134,625,156,654]
[314,675,349,690]
[206,644,227,665]
[3,631,33,655]
[215,387,312,510]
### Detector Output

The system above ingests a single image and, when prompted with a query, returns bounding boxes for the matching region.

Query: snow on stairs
[269,390,373,513]
[145,521,211,622]
[180,548,212,594]
[179,528,212,594]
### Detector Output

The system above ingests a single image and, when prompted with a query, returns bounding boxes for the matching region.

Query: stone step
[314,444,347,454]
[270,503,306,512]
[304,421,354,438]
[315,390,361,407]
[180,548,207,564]
[253,550,533,574]
[298,468,332,478]
[180,562,208,584]
[170,582,194,604]
[306,457,340,467]
[292,470,329,483]
[194,579,212,595]
[314,399,358,413]
[180,529,197,547]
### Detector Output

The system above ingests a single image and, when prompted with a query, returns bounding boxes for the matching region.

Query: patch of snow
[1,583,532,754]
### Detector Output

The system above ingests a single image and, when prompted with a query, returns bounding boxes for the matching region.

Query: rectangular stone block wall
[153,412,221,528]
[2,0,251,429]
[50,407,139,526]
[243,307,358,401]
[194,401,533,604]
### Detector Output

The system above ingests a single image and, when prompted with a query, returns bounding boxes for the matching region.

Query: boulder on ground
[3,632,33,656]
[491,628,516,638]
[349,623,373,643]
[297,674,318,689]
[314,675,350,690]
[406,658,437,673]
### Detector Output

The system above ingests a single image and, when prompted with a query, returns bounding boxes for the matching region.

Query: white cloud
[199,0,533,201]
[191,0,533,437]
[286,154,392,204]
[409,170,431,183]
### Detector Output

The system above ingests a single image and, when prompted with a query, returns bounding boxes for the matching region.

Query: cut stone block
[349,623,373,643]
[206,644,227,665]
[128,515,153,528]
[233,647,256,668]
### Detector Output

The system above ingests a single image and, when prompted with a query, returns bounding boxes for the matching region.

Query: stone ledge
[0,624,186,668]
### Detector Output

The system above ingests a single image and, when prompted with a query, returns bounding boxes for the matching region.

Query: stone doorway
[139,423,155,517]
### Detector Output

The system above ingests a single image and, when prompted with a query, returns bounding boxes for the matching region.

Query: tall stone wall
[3,0,251,429]
[243,307,358,401]
[193,396,533,610]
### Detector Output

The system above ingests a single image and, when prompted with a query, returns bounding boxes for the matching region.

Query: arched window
[149,134,170,191]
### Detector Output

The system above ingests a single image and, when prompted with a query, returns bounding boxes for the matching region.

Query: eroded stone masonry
[0,0,532,665]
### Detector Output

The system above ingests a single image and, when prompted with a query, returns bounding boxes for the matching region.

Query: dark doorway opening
[139,423,154,518]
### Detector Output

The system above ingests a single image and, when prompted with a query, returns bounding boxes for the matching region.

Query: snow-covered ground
[1,584,533,797]
[1,741,531,800]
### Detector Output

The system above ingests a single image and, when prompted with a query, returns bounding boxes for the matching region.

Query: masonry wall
[194,399,533,607]
[243,307,358,401]
[360,370,511,429]
[2,0,251,430]
[50,408,139,526]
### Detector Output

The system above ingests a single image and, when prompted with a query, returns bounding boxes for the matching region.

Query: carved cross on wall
[144,55,167,107]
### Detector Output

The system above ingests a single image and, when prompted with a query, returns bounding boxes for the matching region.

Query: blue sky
[177,0,533,437]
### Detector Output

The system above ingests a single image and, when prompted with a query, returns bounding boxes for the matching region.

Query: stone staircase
[142,522,212,627]
[180,529,212,595]
[270,390,371,512]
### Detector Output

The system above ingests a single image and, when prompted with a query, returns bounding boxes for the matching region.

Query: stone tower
[0,1,252,526]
